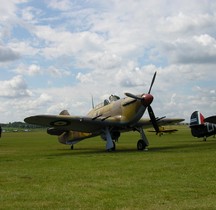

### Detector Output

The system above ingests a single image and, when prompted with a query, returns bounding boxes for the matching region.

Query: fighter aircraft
[24,72,184,151]
[190,111,216,141]
[148,126,178,136]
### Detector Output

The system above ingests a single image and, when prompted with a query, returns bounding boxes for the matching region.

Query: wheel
[137,139,146,151]
[71,145,74,150]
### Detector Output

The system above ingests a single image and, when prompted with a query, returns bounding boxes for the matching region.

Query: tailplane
[190,111,205,127]
[59,110,70,115]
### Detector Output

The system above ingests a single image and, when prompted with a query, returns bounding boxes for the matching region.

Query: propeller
[125,71,159,133]
[148,106,159,133]
[91,95,95,109]
[148,71,157,94]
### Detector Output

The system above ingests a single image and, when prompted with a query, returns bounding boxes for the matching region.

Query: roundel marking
[50,120,70,126]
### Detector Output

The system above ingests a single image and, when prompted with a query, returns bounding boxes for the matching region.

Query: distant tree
[0,122,45,129]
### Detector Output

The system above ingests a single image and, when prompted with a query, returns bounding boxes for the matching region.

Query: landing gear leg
[137,128,149,151]
[105,127,115,151]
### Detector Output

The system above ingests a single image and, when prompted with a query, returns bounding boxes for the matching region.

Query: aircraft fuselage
[87,95,146,125]
[190,122,216,138]
[58,95,149,145]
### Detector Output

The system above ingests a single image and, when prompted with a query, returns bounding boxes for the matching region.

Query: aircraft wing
[135,118,184,128]
[24,114,124,133]
[148,128,178,133]
[205,116,216,124]
[25,114,184,133]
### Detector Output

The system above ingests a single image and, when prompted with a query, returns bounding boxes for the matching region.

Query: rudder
[190,111,205,127]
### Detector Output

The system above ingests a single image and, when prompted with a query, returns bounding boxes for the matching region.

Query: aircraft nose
[142,94,154,106]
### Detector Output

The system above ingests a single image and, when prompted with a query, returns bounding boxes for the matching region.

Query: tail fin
[59,110,70,115]
[190,111,205,127]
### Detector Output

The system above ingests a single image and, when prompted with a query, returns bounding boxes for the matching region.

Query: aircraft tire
[71,145,74,150]
[137,139,146,150]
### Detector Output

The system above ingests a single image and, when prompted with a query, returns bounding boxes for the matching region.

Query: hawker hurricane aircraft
[148,126,178,136]
[190,111,216,141]
[25,72,184,151]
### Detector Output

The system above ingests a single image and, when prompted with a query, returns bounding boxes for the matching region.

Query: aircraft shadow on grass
[150,141,216,153]
[46,138,216,156]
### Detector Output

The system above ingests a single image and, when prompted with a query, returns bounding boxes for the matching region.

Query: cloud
[33,25,105,60]
[8,41,39,57]
[158,12,216,35]
[76,72,94,83]
[0,0,18,21]
[13,64,71,78]
[114,64,157,88]
[0,75,32,98]
[162,35,216,64]
[0,45,20,62]
[22,93,53,112]
[76,51,122,71]
[14,64,41,76]
[1,0,216,123]
[47,66,71,78]
[47,0,73,11]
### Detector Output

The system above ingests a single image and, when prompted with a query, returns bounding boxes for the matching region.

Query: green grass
[1,126,216,210]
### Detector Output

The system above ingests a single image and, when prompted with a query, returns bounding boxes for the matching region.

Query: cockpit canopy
[104,94,120,105]
[109,95,120,102]
[94,95,120,109]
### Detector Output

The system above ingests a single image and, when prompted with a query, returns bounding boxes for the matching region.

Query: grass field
[1,126,216,210]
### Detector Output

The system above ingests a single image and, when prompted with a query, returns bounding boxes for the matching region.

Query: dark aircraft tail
[190,111,206,138]
[190,111,205,127]
[59,110,70,115]
[189,111,216,139]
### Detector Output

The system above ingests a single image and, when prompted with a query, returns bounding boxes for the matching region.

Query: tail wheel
[137,139,146,151]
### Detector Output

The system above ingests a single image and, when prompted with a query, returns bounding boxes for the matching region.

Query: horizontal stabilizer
[59,110,70,115]
[205,115,216,124]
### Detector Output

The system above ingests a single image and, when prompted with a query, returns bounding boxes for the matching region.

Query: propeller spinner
[125,71,159,133]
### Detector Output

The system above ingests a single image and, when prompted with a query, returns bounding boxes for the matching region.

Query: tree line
[0,122,44,129]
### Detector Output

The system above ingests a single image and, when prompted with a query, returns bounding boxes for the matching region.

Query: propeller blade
[148,71,157,94]
[148,106,159,133]
[125,92,142,100]
[91,95,95,109]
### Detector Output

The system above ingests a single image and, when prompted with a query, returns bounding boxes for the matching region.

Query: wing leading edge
[134,118,184,128]
[25,114,184,133]
[25,115,106,133]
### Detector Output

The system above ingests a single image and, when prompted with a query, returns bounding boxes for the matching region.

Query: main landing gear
[136,128,149,151]
[104,127,149,151]
[107,141,116,152]
[104,127,116,152]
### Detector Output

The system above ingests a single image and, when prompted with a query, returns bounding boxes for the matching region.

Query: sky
[1,0,216,123]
